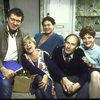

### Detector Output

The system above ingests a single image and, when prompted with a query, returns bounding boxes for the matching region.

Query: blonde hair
[23,35,36,45]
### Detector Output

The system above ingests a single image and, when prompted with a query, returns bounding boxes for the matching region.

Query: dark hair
[65,34,80,46]
[42,16,56,25]
[79,26,96,39]
[8,8,24,22]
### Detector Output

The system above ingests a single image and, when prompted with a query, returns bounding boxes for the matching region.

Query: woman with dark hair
[79,26,100,98]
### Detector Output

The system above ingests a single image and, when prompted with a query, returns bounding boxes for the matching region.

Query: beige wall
[95,37,100,46]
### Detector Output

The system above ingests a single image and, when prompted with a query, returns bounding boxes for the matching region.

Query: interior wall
[43,0,74,38]
[95,37,100,46]
[9,0,39,36]
[9,0,100,45]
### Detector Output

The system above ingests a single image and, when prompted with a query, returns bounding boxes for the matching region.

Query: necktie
[65,56,71,63]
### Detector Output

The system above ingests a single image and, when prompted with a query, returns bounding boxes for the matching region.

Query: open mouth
[27,47,32,51]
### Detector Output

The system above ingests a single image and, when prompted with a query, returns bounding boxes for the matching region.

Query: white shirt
[4,33,18,61]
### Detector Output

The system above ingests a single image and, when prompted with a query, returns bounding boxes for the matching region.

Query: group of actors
[0,8,100,99]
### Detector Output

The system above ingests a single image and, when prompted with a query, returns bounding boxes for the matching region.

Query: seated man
[51,34,89,98]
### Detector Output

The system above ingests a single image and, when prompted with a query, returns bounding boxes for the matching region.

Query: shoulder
[34,32,43,40]
[22,54,27,59]
[18,27,29,37]
[76,48,84,53]
[54,33,64,39]
[34,32,42,37]
[53,46,63,54]
[94,44,100,49]
[75,48,84,55]
[0,24,6,32]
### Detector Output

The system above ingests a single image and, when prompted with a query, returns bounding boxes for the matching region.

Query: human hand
[71,82,80,93]
[82,56,89,64]
[1,66,15,79]
[82,56,96,68]
[39,74,49,91]
[61,77,74,93]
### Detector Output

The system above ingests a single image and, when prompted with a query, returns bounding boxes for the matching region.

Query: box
[13,76,32,93]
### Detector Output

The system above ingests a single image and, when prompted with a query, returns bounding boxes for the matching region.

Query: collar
[7,25,18,37]
[62,48,73,60]
[81,43,96,50]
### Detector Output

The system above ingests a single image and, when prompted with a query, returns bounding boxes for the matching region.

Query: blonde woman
[21,35,65,99]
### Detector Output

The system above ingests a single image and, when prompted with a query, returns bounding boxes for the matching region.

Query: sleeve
[95,55,100,68]
[44,52,65,80]
[21,54,45,76]
[51,47,59,64]
[0,60,3,68]
[57,35,64,47]
[34,33,41,43]
[76,49,89,86]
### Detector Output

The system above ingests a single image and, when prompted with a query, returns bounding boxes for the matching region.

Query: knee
[30,75,43,90]
[35,75,42,82]
[1,80,11,88]
[90,71,100,82]
[54,82,62,90]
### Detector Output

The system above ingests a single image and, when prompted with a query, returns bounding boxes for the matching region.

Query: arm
[76,49,89,86]
[82,56,96,68]
[0,66,15,79]
[21,54,45,76]
[44,52,65,80]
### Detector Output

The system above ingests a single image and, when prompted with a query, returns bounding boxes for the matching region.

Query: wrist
[0,66,6,72]
[62,77,68,81]
[43,74,48,78]
[88,63,96,68]
[62,77,69,83]
[75,82,81,88]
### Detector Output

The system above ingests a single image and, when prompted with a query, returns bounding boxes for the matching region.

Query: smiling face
[7,14,22,30]
[82,33,95,49]
[24,39,36,54]
[64,35,79,54]
[43,20,55,35]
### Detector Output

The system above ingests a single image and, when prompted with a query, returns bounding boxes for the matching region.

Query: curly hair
[79,26,96,39]
[42,16,56,25]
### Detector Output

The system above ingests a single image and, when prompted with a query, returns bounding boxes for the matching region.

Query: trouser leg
[0,78,14,99]
[31,75,53,98]
[54,82,67,98]
[76,82,89,98]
